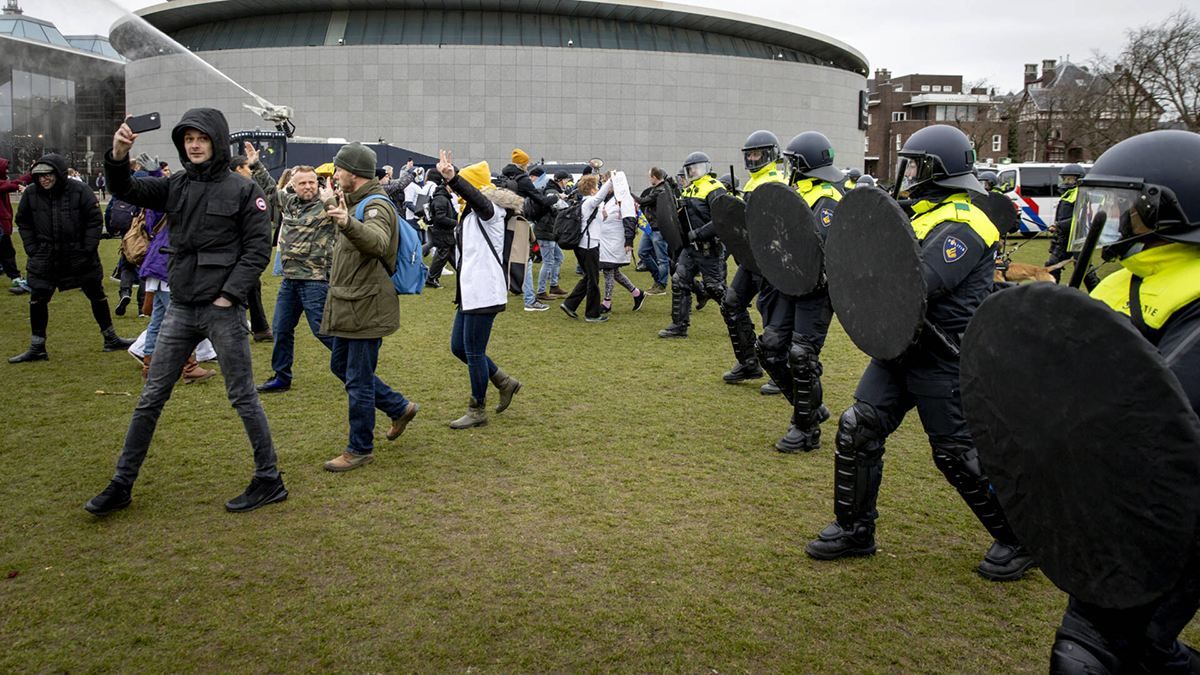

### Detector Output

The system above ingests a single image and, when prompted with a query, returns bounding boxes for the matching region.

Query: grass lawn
[0,233,1176,672]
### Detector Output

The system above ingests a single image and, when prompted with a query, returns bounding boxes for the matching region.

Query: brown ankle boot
[182,353,215,384]
[141,355,151,381]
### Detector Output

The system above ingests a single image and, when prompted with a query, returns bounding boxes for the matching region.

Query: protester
[595,172,646,314]
[85,109,285,515]
[9,154,134,364]
[534,170,571,302]
[0,156,31,293]
[231,155,272,341]
[319,142,419,472]
[559,174,605,322]
[438,151,522,428]
[424,169,458,288]
[635,168,671,294]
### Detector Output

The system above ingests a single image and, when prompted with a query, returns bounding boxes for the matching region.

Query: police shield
[656,188,687,258]
[745,182,823,295]
[975,191,1021,236]
[825,186,926,361]
[710,194,760,276]
[962,283,1200,609]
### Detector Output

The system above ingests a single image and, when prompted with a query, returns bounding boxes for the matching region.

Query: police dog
[993,259,1069,284]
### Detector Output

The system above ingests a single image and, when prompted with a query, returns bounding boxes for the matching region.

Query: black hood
[32,153,68,195]
[171,107,231,180]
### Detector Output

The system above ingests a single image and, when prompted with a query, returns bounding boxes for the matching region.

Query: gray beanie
[333,142,377,179]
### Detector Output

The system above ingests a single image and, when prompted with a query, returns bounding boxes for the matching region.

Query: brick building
[1014,59,1161,163]
[863,69,1009,181]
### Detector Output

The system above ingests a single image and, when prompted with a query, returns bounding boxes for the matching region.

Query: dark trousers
[329,337,411,455]
[117,255,146,309]
[756,282,834,352]
[113,302,279,486]
[246,278,270,333]
[427,243,457,282]
[29,278,112,339]
[0,233,19,279]
[450,309,499,402]
[563,246,601,319]
[270,278,334,382]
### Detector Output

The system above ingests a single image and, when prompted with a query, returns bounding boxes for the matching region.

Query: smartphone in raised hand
[127,112,161,134]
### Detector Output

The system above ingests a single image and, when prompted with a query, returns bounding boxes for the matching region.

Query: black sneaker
[585,314,610,323]
[102,335,135,352]
[256,376,292,393]
[560,303,578,320]
[225,475,288,513]
[115,294,131,316]
[977,541,1037,581]
[632,291,646,312]
[85,481,132,515]
[805,521,876,560]
[657,324,687,338]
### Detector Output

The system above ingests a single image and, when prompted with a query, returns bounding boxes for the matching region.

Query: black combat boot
[225,475,288,513]
[101,327,134,352]
[9,340,48,364]
[722,360,764,383]
[805,521,877,560]
[84,480,132,515]
[775,424,820,453]
[977,541,1037,581]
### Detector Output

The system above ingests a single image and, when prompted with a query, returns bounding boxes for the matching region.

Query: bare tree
[1120,9,1200,131]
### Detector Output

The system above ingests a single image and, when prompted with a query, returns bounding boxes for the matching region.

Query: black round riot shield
[710,194,760,276]
[656,189,686,259]
[825,186,926,361]
[745,182,823,296]
[974,191,1021,236]
[962,283,1200,609]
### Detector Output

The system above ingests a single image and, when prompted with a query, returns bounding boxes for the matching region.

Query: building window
[921,85,930,92]
[934,105,977,122]
[895,134,902,150]
[891,111,907,122]
[866,113,872,126]
[992,134,1002,152]
[864,136,870,152]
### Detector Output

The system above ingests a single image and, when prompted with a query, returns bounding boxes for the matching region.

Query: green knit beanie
[333,142,377,179]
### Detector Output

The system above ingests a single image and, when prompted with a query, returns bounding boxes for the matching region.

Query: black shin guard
[931,441,1018,544]
[723,308,758,366]
[788,336,824,430]
[833,404,886,529]
[756,333,793,404]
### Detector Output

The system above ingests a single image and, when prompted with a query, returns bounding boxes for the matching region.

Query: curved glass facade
[170,10,823,64]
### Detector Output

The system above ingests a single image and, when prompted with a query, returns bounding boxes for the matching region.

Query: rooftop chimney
[1042,59,1058,86]
[1024,63,1038,86]
[874,68,891,83]
[3,0,22,15]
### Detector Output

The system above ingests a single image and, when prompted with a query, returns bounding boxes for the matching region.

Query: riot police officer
[658,152,727,338]
[978,170,1000,192]
[805,125,1035,581]
[753,131,844,453]
[1047,130,1200,673]
[843,167,862,192]
[1046,163,1091,284]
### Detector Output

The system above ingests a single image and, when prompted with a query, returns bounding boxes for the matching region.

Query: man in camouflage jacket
[246,150,337,393]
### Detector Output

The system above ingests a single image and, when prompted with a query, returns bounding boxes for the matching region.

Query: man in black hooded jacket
[85,108,286,516]
[8,153,134,363]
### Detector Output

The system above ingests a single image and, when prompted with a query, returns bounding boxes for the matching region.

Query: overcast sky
[20,0,1191,93]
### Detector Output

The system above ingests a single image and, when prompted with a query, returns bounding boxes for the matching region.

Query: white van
[979,163,1089,236]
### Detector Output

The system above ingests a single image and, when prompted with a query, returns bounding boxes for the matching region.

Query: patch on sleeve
[255,197,267,212]
[367,209,379,219]
[943,235,968,263]
[819,206,835,228]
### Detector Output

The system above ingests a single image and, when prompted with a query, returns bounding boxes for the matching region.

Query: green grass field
[0,233,1173,672]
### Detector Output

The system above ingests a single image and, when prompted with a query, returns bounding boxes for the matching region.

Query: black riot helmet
[1058,163,1087,190]
[682,151,712,183]
[1069,130,1200,265]
[847,168,862,181]
[978,170,999,191]
[741,130,781,172]
[894,124,985,200]
[781,131,844,184]
[856,175,876,188]
[718,173,739,192]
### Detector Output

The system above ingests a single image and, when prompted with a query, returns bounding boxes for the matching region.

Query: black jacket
[637,182,667,231]
[16,153,104,292]
[105,107,271,305]
[533,181,565,242]
[501,163,557,222]
[427,183,458,248]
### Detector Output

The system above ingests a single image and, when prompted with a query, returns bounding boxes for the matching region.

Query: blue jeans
[523,257,536,306]
[638,230,669,285]
[329,337,411,455]
[143,287,171,356]
[450,310,498,403]
[270,278,334,382]
[114,302,279,485]
[537,240,563,292]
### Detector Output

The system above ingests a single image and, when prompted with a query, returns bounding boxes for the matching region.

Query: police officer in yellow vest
[716,131,788,385]
[1048,130,1200,673]
[754,131,843,452]
[1047,163,1091,285]
[806,125,1035,582]
[658,152,728,338]
[843,167,861,192]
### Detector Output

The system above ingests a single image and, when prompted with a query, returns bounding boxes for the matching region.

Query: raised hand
[325,191,349,227]
[243,141,260,167]
[436,149,456,181]
[113,119,137,161]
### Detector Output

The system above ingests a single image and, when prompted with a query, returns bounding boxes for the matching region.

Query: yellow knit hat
[458,161,492,190]
[511,148,530,166]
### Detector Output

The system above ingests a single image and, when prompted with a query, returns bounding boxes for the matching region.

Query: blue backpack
[356,194,427,295]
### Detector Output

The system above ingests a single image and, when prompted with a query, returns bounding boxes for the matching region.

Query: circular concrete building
[116,0,867,178]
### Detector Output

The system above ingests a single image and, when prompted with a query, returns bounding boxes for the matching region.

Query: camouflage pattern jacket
[254,165,335,281]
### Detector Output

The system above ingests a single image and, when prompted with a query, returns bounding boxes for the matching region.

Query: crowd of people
[2,105,1198,673]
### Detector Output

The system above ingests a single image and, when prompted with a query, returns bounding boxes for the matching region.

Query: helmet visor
[1069,185,1159,253]
[685,161,711,181]
[744,147,776,172]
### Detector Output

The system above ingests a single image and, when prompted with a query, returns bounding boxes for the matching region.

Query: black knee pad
[835,403,885,463]
[832,402,887,526]
[702,282,725,302]
[671,270,693,293]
